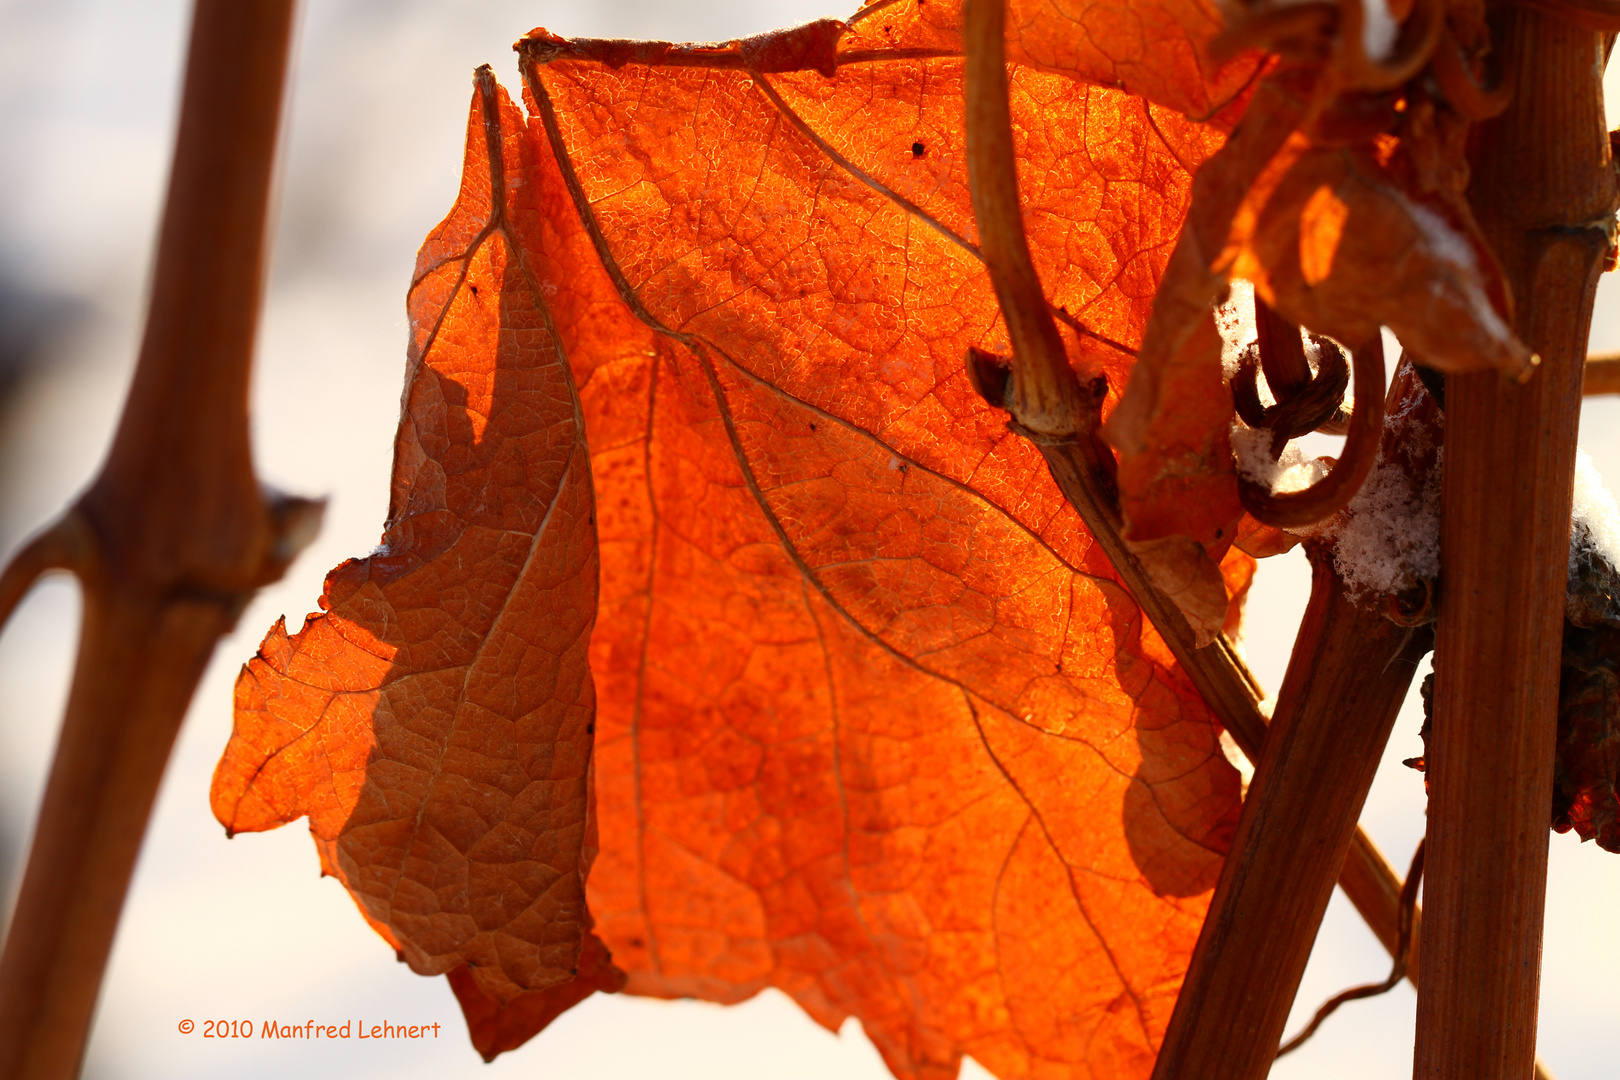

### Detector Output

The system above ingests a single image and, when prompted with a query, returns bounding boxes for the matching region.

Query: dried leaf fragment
[1105,5,1531,630]
[449,926,626,1062]
[1556,524,1620,850]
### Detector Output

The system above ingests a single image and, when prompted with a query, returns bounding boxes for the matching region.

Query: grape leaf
[216,3,1258,1078]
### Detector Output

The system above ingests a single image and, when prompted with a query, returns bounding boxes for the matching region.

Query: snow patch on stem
[1217,279,1258,385]
[1231,422,1329,494]
[1571,450,1620,575]
[1325,387,1441,598]
[1329,450,1441,598]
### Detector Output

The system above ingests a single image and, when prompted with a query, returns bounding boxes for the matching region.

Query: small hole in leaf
[912,142,926,157]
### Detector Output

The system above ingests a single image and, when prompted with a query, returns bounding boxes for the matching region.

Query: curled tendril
[1213,0,1446,99]
[1238,334,1387,529]
[1336,0,1443,91]
[1315,403,1352,435]
[1429,20,1512,120]
[1230,335,1351,455]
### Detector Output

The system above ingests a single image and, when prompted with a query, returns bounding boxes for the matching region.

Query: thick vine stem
[0,3,312,1078]
[1415,8,1618,1079]
[1239,335,1387,528]
[1148,525,1431,1078]
[962,0,1088,436]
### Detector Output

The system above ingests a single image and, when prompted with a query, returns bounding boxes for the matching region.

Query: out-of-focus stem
[1583,351,1620,394]
[0,3,314,1078]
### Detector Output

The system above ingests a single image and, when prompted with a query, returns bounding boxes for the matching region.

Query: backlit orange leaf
[217,4,1264,1078]
[517,11,1247,1076]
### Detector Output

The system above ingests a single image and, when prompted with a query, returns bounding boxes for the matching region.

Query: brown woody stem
[1148,546,1431,1080]
[962,0,1087,436]
[1415,9,1617,1078]
[0,3,312,1077]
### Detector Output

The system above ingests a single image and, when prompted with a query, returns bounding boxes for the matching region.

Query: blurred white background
[0,2,1614,1078]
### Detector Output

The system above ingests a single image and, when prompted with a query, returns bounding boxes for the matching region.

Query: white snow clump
[1231,422,1329,495]
[1570,450,1620,573]
[1323,387,1442,598]
[1216,279,1258,386]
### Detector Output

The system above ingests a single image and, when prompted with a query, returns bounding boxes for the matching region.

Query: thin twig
[1277,839,1425,1056]
[0,512,92,631]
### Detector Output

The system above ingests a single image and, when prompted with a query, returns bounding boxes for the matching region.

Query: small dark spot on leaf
[912,142,926,157]
[587,721,596,734]
[809,421,817,431]
[469,284,479,296]
[1214,528,1223,539]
